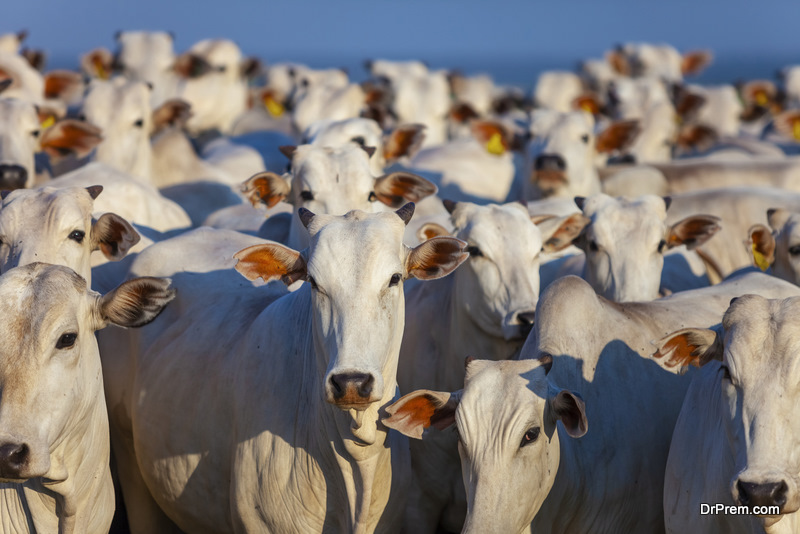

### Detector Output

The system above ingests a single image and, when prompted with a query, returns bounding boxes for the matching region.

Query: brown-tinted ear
[548,390,588,438]
[406,237,468,280]
[571,92,603,115]
[43,70,83,100]
[40,119,103,160]
[773,110,800,142]
[92,213,140,260]
[373,172,437,208]
[606,49,631,76]
[382,389,460,439]
[81,48,113,79]
[748,224,775,271]
[652,327,722,369]
[21,48,46,72]
[539,213,591,253]
[675,124,718,154]
[674,89,706,122]
[151,99,192,134]
[97,277,176,329]
[172,53,213,79]
[233,243,307,285]
[240,56,262,80]
[471,120,511,155]
[416,222,450,242]
[681,50,713,77]
[240,172,291,208]
[595,120,640,154]
[384,124,426,162]
[448,102,479,124]
[740,80,776,108]
[666,215,721,250]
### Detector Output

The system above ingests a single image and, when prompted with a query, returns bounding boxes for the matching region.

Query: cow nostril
[518,311,536,325]
[737,479,788,509]
[0,165,28,191]
[534,154,566,171]
[0,442,29,472]
[773,481,788,508]
[329,372,373,400]
[737,480,751,506]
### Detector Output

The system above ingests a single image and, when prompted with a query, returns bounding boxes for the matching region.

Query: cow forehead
[454,204,542,253]
[0,98,38,130]
[723,296,800,369]
[85,81,149,118]
[1,187,92,229]
[189,39,241,65]
[307,211,406,278]
[586,195,666,242]
[310,118,382,148]
[294,145,374,191]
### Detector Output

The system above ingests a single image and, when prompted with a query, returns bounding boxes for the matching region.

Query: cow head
[383,357,587,533]
[749,208,800,285]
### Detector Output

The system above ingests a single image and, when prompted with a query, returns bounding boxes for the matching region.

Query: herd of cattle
[2,28,800,534]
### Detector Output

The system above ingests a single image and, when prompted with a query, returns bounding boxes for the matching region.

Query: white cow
[533,71,584,113]
[0,31,26,54]
[654,294,800,533]
[613,43,712,83]
[100,205,468,533]
[0,185,139,283]
[241,143,436,249]
[0,263,174,534]
[0,51,44,104]
[113,31,178,107]
[749,207,800,285]
[387,271,798,533]
[396,201,589,532]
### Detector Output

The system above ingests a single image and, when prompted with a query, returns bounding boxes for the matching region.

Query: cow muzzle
[532,154,568,196]
[0,441,33,481]
[326,371,379,410]
[502,310,536,341]
[0,164,27,191]
[733,472,800,516]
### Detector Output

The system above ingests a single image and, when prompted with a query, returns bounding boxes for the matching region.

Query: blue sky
[4,0,799,85]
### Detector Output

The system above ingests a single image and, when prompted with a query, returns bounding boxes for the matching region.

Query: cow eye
[581,134,590,144]
[301,79,309,88]
[520,427,540,447]
[68,230,85,243]
[368,191,378,202]
[31,129,40,138]
[721,365,732,381]
[56,332,77,350]
[789,245,800,256]
[133,119,144,128]
[389,273,402,287]
[658,239,667,253]
[467,245,483,257]
[588,240,599,252]
[300,191,314,201]
[307,276,318,290]
[351,136,366,146]
[78,114,86,121]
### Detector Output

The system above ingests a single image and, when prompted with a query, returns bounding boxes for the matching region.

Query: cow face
[235,206,467,412]
[383,358,587,534]
[654,295,800,526]
[0,186,139,283]
[575,194,720,302]
[749,210,800,286]
[0,264,174,482]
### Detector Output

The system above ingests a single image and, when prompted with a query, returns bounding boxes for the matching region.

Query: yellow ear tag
[793,120,800,142]
[40,115,55,130]
[755,91,768,107]
[486,132,505,155]
[580,102,594,114]
[264,94,284,117]
[752,243,770,271]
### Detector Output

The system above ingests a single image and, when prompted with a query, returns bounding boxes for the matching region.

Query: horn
[395,202,415,226]
[298,207,315,229]
[442,199,458,214]
[663,196,672,211]
[86,185,104,199]
[574,196,586,211]
[279,145,297,160]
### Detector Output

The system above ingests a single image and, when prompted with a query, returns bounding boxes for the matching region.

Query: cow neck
[0,380,111,534]
[286,285,400,534]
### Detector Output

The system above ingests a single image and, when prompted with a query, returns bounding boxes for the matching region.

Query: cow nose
[329,373,374,401]
[609,153,636,164]
[737,479,788,509]
[0,165,27,190]
[534,154,566,171]
[0,442,30,478]
[518,311,536,325]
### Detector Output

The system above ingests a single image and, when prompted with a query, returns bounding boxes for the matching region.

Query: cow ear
[97,277,176,329]
[773,110,800,142]
[681,50,713,77]
[606,49,631,76]
[675,124,718,154]
[547,390,588,438]
[92,213,140,260]
[596,120,640,154]
[40,119,103,161]
[652,327,722,370]
[373,172,437,208]
[538,213,591,253]
[234,243,307,286]
[383,389,460,439]
[240,56,262,80]
[383,124,426,162]
[80,48,113,79]
[406,236,468,280]
[666,215,721,250]
[571,92,603,115]
[151,99,192,134]
[748,224,775,271]
[172,53,213,79]
[240,172,291,208]
[767,208,792,232]
[43,70,84,100]
[416,222,450,242]
[471,120,511,155]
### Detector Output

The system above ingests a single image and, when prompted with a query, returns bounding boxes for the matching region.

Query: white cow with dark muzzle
[0,263,174,534]
[99,205,468,533]
[654,294,800,533]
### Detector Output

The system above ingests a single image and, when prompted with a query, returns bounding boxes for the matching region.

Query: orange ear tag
[486,132,505,155]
